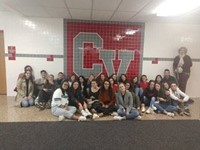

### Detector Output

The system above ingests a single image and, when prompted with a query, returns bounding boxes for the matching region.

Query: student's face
[91,81,97,88]
[104,81,110,90]
[109,79,114,85]
[170,84,177,91]
[121,75,126,81]
[163,82,169,90]
[112,75,117,80]
[101,74,105,80]
[89,75,95,81]
[58,73,63,79]
[179,49,186,55]
[133,77,138,83]
[62,82,69,90]
[164,71,170,78]
[125,83,130,90]
[149,82,155,89]
[155,84,161,91]
[71,75,75,81]
[156,76,162,82]
[25,71,31,79]
[119,84,126,93]
[142,76,147,82]
[79,77,84,83]
[73,82,79,90]
[41,72,47,78]
[48,75,54,81]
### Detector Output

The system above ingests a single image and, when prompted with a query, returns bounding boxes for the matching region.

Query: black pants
[38,90,53,103]
[95,104,116,115]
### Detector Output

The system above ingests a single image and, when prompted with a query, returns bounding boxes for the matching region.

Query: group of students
[14,63,194,121]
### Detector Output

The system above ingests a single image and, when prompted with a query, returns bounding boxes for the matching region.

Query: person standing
[173,47,192,92]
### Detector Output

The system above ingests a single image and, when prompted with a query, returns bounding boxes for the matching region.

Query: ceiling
[0,0,200,23]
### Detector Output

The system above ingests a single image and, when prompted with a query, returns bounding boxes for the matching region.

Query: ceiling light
[125,30,138,35]
[153,0,200,17]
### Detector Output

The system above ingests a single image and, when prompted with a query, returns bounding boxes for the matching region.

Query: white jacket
[169,87,189,102]
[51,88,69,107]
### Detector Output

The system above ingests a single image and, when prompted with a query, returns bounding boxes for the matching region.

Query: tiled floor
[0,95,199,122]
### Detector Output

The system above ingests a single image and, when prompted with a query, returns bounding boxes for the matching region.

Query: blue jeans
[51,106,77,119]
[172,100,189,111]
[143,96,156,108]
[154,103,177,113]
[21,98,34,107]
[117,108,139,120]
[135,87,143,97]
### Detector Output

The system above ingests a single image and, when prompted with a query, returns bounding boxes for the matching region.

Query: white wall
[143,22,200,97]
[0,12,63,96]
[1,12,200,97]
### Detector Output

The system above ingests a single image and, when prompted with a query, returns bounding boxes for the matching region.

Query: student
[97,73,106,87]
[37,74,57,110]
[51,80,86,121]
[86,79,101,119]
[110,73,118,84]
[131,75,143,97]
[162,69,177,86]
[141,80,156,114]
[16,70,34,107]
[96,80,116,116]
[153,83,176,117]
[78,75,88,98]
[125,82,141,110]
[55,72,65,88]
[114,83,141,120]
[173,47,192,92]
[68,73,76,87]
[118,74,128,84]
[169,82,191,116]
[155,74,163,84]
[34,70,48,98]
[139,75,148,91]
[69,81,92,117]
[109,77,119,93]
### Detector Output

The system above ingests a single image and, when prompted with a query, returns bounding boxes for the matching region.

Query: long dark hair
[60,79,69,95]
[100,80,113,100]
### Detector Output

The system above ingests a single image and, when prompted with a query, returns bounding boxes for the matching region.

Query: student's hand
[178,99,184,103]
[24,96,28,100]
[64,105,68,110]
[105,105,109,108]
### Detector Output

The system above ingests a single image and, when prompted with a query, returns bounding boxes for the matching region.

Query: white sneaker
[113,116,125,120]
[92,113,99,119]
[152,105,157,111]
[167,112,175,118]
[141,107,145,113]
[81,110,88,117]
[58,115,65,121]
[85,109,92,116]
[135,115,142,120]
[111,112,118,116]
[145,108,151,114]
[78,116,87,121]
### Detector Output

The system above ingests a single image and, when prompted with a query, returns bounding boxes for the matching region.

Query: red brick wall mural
[65,20,144,79]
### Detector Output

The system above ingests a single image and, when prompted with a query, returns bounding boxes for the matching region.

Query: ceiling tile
[45,7,71,18]
[66,0,92,9]
[92,10,113,21]
[118,0,152,12]
[39,0,66,8]
[93,0,121,11]
[111,11,136,21]
[69,9,91,20]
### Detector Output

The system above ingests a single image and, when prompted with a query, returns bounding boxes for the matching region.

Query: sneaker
[179,112,184,116]
[58,115,65,121]
[113,116,125,121]
[167,112,175,118]
[184,111,191,116]
[152,105,157,111]
[81,110,88,117]
[78,116,87,121]
[85,109,92,116]
[146,108,151,114]
[141,106,145,113]
[91,108,97,113]
[135,115,142,120]
[92,113,99,119]
[111,112,118,116]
